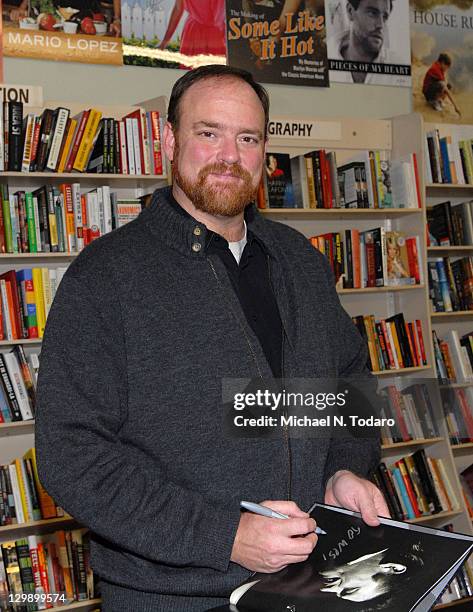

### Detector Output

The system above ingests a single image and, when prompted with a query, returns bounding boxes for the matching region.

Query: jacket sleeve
[35,271,240,571]
[317,257,381,484]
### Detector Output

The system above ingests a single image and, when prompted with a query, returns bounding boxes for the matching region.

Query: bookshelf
[2,106,473,607]
[0,94,168,611]
[263,112,473,543]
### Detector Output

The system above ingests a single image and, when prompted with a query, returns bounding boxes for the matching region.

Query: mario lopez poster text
[326,0,411,86]
[225,0,329,87]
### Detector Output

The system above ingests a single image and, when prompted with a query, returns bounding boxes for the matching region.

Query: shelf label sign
[0,84,43,106]
[3,28,123,66]
[268,117,342,141]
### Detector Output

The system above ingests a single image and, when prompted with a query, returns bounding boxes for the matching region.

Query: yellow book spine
[387,321,404,369]
[14,458,31,521]
[32,268,46,338]
[57,118,77,174]
[73,109,102,172]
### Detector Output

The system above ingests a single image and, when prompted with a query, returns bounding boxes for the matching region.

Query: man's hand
[325,470,390,526]
[231,500,318,573]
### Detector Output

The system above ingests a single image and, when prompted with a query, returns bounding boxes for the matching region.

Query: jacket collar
[144,186,274,259]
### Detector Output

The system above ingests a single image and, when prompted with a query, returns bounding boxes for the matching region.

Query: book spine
[8,102,23,172]
[46,108,70,171]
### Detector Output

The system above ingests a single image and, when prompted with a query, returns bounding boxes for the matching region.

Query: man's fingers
[357,490,380,526]
[261,500,308,518]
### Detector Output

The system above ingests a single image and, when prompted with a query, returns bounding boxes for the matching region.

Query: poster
[326,0,411,86]
[122,0,227,69]
[226,0,329,86]
[2,0,123,64]
[411,0,473,124]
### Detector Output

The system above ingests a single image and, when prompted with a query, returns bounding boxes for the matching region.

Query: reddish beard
[172,141,259,217]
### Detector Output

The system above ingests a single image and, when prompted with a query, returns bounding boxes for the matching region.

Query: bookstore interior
[4,0,473,610]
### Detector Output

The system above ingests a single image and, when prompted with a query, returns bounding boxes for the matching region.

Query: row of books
[310,228,422,289]
[352,313,427,372]
[0,268,67,342]
[433,329,473,383]
[0,448,59,526]
[1,101,165,175]
[379,383,439,445]
[373,449,459,521]
[257,149,421,209]
[0,347,36,422]
[438,536,473,605]
[0,184,143,254]
[442,386,473,445]
[427,200,473,246]
[0,529,93,610]
[428,256,473,312]
[424,125,473,184]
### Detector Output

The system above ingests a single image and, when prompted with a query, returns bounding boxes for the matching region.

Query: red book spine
[65,111,90,173]
[387,385,410,440]
[408,322,422,367]
[412,152,422,208]
[148,111,163,175]
[29,117,42,170]
[81,195,90,246]
[366,240,376,287]
[415,320,427,365]
[405,237,420,284]
[404,321,418,367]
[320,150,333,209]
[396,459,422,517]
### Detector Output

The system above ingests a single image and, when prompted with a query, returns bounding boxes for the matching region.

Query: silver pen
[240,500,327,535]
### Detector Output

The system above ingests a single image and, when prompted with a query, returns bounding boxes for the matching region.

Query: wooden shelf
[428,246,473,254]
[452,442,473,452]
[0,419,35,435]
[408,509,463,524]
[0,515,77,538]
[338,284,425,295]
[52,599,101,611]
[0,338,42,346]
[372,365,431,376]
[434,596,473,610]
[426,183,473,190]
[260,207,421,219]
[0,252,77,260]
[440,382,473,389]
[431,311,473,319]
[382,437,443,450]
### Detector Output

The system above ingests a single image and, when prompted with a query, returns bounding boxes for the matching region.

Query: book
[264,153,296,208]
[227,503,473,612]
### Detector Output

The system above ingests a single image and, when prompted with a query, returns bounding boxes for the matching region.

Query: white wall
[5,57,412,119]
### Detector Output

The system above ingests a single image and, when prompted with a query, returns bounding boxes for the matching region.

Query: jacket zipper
[207,254,292,501]
[268,255,292,502]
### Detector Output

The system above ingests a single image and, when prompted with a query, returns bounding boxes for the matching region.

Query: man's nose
[217,136,240,165]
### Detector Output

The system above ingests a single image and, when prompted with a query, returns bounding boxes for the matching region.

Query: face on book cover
[164,77,266,217]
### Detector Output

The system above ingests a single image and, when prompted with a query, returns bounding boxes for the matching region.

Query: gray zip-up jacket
[35,186,379,611]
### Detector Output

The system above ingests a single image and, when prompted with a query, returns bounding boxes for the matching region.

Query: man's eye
[241,136,258,144]
[200,131,215,138]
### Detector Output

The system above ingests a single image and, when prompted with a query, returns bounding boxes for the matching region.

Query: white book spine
[96,187,105,235]
[9,464,25,523]
[41,268,52,317]
[424,136,433,184]
[0,108,4,172]
[125,118,136,175]
[71,183,84,252]
[132,117,142,175]
[102,185,113,234]
[0,280,13,341]
[119,120,128,175]
[46,108,69,171]
[60,193,67,253]
[32,196,42,252]
[445,330,472,382]
[140,108,150,175]
[48,268,57,302]
[86,192,100,237]
[3,351,33,420]
[437,458,460,510]
[18,457,34,520]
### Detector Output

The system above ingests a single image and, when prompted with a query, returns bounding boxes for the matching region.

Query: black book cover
[114,119,121,174]
[311,151,325,209]
[344,230,353,288]
[35,109,54,172]
[378,463,405,521]
[2,466,16,523]
[228,504,473,612]
[412,449,443,514]
[386,313,413,368]
[264,153,295,208]
[0,354,21,421]
[7,101,23,172]
[426,136,439,183]
[32,186,50,252]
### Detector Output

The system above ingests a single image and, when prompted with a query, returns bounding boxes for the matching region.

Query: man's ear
[163,122,176,163]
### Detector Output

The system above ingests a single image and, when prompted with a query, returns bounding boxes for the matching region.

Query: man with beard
[330,0,405,84]
[35,65,388,611]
